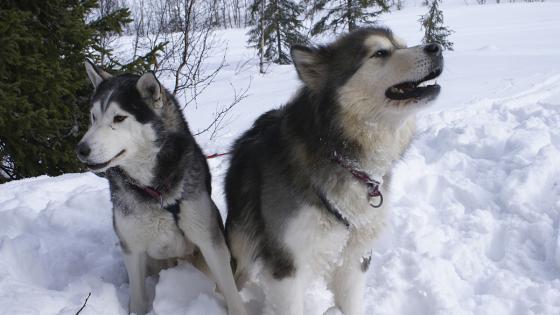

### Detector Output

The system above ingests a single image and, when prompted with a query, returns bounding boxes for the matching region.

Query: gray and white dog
[225,28,443,315]
[78,61,246,315]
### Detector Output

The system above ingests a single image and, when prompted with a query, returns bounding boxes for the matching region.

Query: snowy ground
[1,2,560,314]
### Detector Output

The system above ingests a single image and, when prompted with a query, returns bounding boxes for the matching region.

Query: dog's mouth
[385,68,443,101]
[86,149,126,171]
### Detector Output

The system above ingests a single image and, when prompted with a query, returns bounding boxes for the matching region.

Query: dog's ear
[84,59,112,89]
[137,72,164,109]
[291,45,325,92]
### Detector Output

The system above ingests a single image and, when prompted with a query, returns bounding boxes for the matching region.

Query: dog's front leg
[328,246,369,315]
[178,194,247,315]
[123,251,149,315]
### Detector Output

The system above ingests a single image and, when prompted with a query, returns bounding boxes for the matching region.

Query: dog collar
[141,186,165,208]
[134,184,181,215]
[331,153,384,208]
[113,169,167,208]
[313,154,385,229]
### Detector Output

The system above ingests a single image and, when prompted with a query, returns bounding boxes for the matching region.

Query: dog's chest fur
[284,183,388,274]
[112,182,195,260]
[283,118,416,274]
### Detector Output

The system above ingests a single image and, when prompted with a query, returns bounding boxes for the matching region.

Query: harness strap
[206,152,231,159]
[315,188,350,228]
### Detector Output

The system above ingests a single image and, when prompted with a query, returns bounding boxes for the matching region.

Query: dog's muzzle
[385,43,444,101]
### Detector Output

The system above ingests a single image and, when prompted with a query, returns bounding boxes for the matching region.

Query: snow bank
[0,174,126,315]
[366,76,560,315]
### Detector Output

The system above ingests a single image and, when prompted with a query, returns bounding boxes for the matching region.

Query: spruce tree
[419,0,454,51]
[248,0,308,68]
[0,0,142,182]
[308,0,390,35]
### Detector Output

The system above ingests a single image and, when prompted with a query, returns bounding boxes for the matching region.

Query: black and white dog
[78,61,246,315]
[225,28,443,315]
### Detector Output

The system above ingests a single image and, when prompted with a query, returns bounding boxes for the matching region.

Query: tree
[248,0,308,68]
[308,0,390,35]
[89,0,163,74]
[0,0,94,181]
[0,0,140,182]
[419,0,454,50]
[125,0,248,138]
[89,0,131,67]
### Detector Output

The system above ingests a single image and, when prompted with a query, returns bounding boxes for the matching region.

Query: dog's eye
[113,115,128,123]
[371,49,390,58]
[92,114,96,122]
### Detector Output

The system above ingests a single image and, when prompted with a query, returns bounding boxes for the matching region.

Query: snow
[1,2,560,314]
[370,78,560,315]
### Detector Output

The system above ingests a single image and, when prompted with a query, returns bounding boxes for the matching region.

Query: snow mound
[153,264,226,315]
[0,173,127,315]
[365,77,560,315]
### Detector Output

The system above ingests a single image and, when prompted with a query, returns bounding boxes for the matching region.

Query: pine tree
[419,0,454,51]
[248,0,308,69]
[308,0,390,35]
[0,0,144,182]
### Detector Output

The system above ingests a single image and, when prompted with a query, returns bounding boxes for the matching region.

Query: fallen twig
[75,292,92,315]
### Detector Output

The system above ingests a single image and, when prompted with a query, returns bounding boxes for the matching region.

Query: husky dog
[77,61,246,315]
[225,28,443,315]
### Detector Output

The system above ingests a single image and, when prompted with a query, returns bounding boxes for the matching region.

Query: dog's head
[77,61,166,173]
[291,27,443,124]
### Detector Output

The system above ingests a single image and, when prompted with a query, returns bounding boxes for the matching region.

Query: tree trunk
[347,0,355,31]
[259,0,265,73]
[275,0,282,63]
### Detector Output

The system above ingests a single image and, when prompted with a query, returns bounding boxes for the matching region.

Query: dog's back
[225,109,286,284]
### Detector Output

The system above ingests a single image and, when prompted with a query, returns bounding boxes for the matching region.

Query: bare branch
[75,292,92,315]
[122,0,247,141]
[194,80,251,139]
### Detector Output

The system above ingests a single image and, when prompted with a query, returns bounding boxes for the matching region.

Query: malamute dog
[225,27,443,315]
[78,62,246,315]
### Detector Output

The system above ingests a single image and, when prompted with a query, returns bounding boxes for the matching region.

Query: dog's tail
[230,256,249,289]
[227,229,256,289]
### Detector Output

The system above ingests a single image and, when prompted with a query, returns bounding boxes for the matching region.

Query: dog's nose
[77,142,91,158]
[424,43,442,55]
